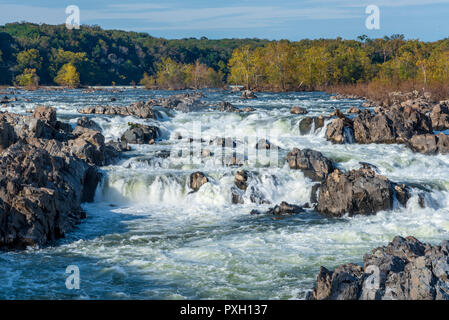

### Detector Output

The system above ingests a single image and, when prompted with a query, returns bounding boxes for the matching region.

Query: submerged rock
[308,236,449,300]
[286,148,334,182]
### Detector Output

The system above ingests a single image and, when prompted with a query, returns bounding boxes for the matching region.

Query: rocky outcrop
[0,106,125,250]
[308,236,449,300]
[79,101,157,119]
[290,106,308,115]
[189,172,208,192]
[218,101,239,112]
[121,123,160,145]
[286,148,334,182]
[316,165,408,217]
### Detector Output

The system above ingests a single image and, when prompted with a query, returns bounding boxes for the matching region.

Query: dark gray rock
[286,148,334,182]
[121,123,159,145]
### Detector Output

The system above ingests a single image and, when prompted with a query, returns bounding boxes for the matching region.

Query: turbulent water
[1,88,449,299]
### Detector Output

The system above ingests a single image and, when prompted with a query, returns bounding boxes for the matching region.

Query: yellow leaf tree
[54,63,80,88]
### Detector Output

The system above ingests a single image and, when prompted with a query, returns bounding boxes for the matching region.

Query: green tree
[16,49,42,73]
[15,68,39,87]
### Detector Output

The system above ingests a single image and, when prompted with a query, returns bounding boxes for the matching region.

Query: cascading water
[0,88,448,299]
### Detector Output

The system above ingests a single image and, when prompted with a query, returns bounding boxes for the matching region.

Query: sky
[0,0,448,41]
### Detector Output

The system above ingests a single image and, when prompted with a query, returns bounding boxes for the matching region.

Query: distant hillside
[0,22,269,85]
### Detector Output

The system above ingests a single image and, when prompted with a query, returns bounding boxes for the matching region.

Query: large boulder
[408,133,449,155]
[0,142,100,249]
[316,165,398,217]
[286,148,334,182]
[121,123,159,145]
[33,105,57,126]
[308,236,449,300]
[0,118,17,153]
[77,116,102,132]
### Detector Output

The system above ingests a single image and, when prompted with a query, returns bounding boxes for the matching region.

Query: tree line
[1,23,449,94]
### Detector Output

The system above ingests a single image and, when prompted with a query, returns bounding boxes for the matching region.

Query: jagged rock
[0,142,100,250]
[299,116,325,135]
[79,101,157,119]
[326,117,354,144]
[189,172,208,192]
[290,106,308,115]
[0,118,17,153]
[121,123,159,145]
[240,90,257,99]
[430,103,449,131]
[316,166,399,216]
[309,236,449,300]
[77,116,102,132]
[33,105,57,126]
[286,148,334,182]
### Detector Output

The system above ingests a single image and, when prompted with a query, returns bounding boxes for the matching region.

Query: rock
[286,148,334,182]
[266,201,304,215]
[316,166,399,216]
[121,123,159,144]
[430,103,449,131]
[241,107,255,112]
[309,236,449,300]
[77,116,102,132]
[33,106,57,126]
[0,118,17,153]
[347,107,361,114]
[325,118,354,144]
[408,134,438,154]
[290,106,308,115]
[159,92,206,112]
[189,172,208,192]
[0,142,100,250]
[79,101,157,119]
[299,116,325,135]
[240,90,257,99]
[231,171,270,205]
[218,101,239,112]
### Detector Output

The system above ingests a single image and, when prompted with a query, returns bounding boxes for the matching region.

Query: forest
[1,22,449,98]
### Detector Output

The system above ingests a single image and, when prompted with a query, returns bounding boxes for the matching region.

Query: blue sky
[0,0,448,40]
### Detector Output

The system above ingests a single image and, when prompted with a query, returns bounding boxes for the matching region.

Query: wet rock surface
[0,106,125,250]
[286,148,334,182]
[121,123,160,145]
[308,236,449,300]
[316,166,399,217]
[189,172,209,192]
